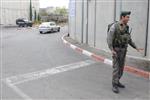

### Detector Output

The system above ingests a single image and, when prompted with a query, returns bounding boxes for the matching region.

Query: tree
[34,10,37,21]
[37,13,41,21]
[54,7,68,16]
[39,9,48,16]
[29,0,32,21]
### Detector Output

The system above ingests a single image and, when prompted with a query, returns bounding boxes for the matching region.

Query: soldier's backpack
[107,21,118,45]
[107,21,118,33]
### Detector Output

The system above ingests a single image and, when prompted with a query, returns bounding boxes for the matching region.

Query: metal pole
[86,0,89,44]
[114,0,116,21]
[81,0,84,43]
[94,0,97,47]
[68,0,71,37]
[75,0,77,40]
[144,0,149,56]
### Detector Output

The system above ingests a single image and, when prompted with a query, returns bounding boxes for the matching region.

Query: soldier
[107,11,143,93]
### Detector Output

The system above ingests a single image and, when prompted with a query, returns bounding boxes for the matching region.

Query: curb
[62,35,150,79]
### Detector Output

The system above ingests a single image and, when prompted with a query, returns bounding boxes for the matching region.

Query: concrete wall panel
[75,1,83,42]
[69,0,150,59]
[95,0,115,50]
[121,0,148,57]
[87,0,96,47]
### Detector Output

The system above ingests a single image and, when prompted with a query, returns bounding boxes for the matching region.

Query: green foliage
[34,10,37,21]
[29,0,32,21]
[54,7,68,16]
[38,13,41,21]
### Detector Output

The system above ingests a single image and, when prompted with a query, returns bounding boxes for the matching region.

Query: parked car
[16,18,33,27]
[39,22,60,34]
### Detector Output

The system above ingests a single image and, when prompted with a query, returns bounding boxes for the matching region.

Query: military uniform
[107,21,137,86]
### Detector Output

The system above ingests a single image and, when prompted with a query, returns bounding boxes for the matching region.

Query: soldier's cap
[120,11,131,17]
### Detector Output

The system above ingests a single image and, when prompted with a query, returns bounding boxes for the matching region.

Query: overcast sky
[39,0,69,8]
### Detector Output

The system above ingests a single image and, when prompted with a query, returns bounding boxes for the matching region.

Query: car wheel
[40,31,43,34]
[57,28,60,32]
[29,24,32,27]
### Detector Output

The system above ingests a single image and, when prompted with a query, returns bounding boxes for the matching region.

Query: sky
[39,0,69,8]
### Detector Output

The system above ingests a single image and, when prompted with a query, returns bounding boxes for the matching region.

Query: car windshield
[41,23,49,26]
[41,22,56,26]
[50,23,56,26]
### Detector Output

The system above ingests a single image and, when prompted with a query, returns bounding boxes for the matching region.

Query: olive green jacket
[107,21,137,51]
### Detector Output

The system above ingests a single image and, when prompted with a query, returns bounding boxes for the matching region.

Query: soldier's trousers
[112,47,127,85]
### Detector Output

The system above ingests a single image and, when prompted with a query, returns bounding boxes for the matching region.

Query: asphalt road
[0,26,149,100]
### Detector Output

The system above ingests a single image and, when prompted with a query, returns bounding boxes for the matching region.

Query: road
[0,26,149,100]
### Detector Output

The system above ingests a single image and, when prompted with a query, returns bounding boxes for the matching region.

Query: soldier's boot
[117,82,125,88]
[112,84,119,93]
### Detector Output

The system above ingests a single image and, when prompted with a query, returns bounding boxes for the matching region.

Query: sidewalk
[0,24,39,28]
[62,35,150,79]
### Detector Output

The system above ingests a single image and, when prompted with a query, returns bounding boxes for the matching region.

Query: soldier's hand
[136,48,144,52]
[112,50,117,56]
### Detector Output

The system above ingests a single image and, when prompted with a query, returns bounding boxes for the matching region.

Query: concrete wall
[1,0,39,26]
[95,0,115,50]
[121,0,148,57]
[75,1,83,42]
[82,0,88,44]
[69,0,150,59]
[69,0,76,39]
[87,0,96,47]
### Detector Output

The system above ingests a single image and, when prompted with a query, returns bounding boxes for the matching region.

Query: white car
[39,22,60,34]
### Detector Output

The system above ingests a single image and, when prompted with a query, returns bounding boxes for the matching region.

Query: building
[0,0,39,26]
[69,0,150,60]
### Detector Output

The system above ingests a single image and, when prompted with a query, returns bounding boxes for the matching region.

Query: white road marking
[82,50,93,57]
[5,60,95,85]
[3,79,32,100]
